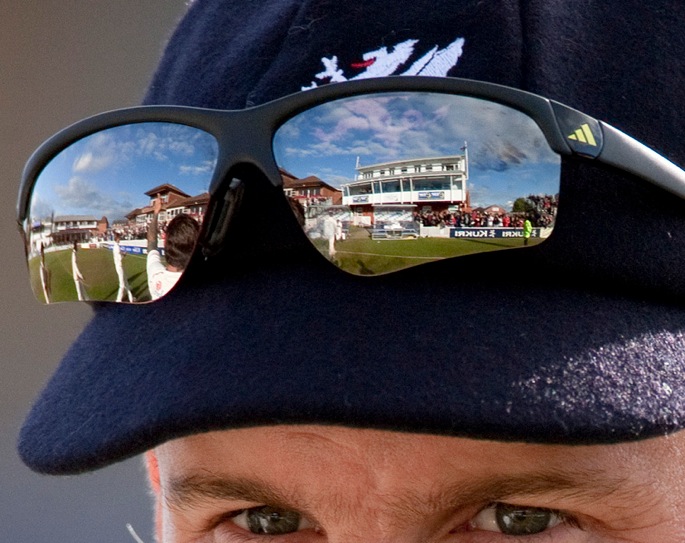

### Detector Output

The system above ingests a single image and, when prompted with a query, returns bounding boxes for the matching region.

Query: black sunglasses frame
[18,76,685,260]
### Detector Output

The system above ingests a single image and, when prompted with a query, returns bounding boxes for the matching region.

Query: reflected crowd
[413,194,558,228]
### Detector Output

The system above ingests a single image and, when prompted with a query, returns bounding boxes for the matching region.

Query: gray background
[1,3,188,541]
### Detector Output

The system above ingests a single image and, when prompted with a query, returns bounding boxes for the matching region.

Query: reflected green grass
[313,230,544,275]
[29,247,150,303]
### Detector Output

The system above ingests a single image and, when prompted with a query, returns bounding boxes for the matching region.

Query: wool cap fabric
[19,0,685,474]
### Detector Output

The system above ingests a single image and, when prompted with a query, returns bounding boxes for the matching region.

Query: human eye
[228,505,315,536]
[467,502,579,537]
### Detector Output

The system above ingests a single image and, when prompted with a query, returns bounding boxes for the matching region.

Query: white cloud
[72,150,115,173]
[54,176,133,219]
[179,159,216,176]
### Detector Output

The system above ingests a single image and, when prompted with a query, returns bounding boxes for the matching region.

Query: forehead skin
[153,425,685,542]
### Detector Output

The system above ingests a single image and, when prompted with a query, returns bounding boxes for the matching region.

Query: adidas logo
[567,123,598,146]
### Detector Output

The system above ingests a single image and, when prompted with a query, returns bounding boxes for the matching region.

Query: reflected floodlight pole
[461,141,469,208]
[462,141,469,180]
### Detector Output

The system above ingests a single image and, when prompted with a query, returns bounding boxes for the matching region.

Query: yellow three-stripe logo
[567,123,597,146]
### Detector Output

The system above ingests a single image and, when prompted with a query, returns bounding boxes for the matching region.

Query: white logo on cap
[302,37,466,90]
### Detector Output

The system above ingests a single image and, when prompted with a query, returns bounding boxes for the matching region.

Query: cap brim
[18,250,685,474]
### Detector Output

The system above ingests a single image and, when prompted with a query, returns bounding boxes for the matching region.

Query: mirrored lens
[24,122,218,303]
[273,92,560,275]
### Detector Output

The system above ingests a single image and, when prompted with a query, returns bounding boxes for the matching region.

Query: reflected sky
[273,92,561,209]
[30,122,218,221]
[30,96,562,224]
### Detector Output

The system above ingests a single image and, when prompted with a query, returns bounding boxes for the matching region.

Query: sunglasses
[17,77,685,304]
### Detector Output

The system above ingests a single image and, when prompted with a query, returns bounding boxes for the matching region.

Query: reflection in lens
[25,122,218,303]
[274,92,561,275]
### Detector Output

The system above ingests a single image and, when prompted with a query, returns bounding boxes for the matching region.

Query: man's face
[150,425,685,542]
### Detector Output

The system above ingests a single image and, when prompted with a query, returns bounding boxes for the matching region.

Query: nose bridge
[210,107,283,193]
[327,522,425,543]
[321,493,432,543]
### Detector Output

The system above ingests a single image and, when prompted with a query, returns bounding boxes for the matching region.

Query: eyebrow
[165,467,639,515]
[417,469,633,514]
[166,474,297,511]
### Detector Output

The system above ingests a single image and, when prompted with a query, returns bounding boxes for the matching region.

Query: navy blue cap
[19,0,685,474]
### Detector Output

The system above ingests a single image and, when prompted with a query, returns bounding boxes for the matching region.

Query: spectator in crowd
[523,217,533,246]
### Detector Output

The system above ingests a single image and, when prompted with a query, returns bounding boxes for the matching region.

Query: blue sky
[273,92,561,210]
[30,122,218,221]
